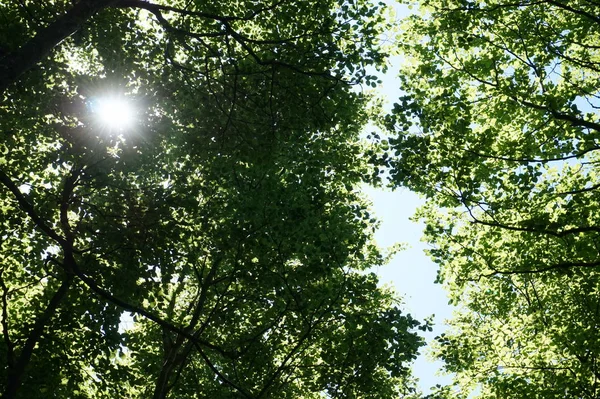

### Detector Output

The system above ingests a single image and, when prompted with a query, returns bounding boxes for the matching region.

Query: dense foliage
[0,1,425,398]
[388,0,600,398]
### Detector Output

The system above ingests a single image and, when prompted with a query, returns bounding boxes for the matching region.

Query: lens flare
[93,96,135,131]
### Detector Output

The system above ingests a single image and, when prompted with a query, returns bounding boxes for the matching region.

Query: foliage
[386,0,600,397]
[0,1,423,398]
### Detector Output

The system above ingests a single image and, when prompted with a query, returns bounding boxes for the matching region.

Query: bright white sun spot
[94,96,135,131]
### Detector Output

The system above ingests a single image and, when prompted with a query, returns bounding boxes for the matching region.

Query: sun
[93,95,136,131]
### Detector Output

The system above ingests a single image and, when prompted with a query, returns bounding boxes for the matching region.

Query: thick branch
[464,145,600,164]
[0,0,119,95]
[515,97,600,132]
[115,0,235,23]
[0,169,65,246]
[0,272,14,370]
[466,206,600,238]
[484,259,600,276]
[118,0,225,40]
[545,0,600,25]
[3,275,73,399]
[115,0,287,23]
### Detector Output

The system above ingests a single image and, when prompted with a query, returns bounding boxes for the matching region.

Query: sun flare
[93,96,136,131]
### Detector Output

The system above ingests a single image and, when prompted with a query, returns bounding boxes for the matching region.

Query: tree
[0,1,424,398]
[386,0,600,397]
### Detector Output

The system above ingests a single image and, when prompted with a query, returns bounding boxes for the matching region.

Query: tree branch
[464,145,600,164]
[193,341,254,399]
[0,166,234,367]
[545,0,600,25]
[65,253,234,358]
[0,271,14,370]
[484,259,600,277]
[0,0,119,95]
[3,275,73,399]
[115,0,289,23]
[466,205,600,239]
[0,168,65,246]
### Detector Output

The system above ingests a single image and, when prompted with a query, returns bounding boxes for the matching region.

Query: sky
[365,185,453,393]
[363,2,454,392]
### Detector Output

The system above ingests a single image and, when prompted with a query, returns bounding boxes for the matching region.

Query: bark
[0,0,119,95]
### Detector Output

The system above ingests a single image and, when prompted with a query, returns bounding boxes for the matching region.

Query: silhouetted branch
[0,0,118,95]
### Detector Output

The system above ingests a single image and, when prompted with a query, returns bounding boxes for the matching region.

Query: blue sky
[364,2,454,391]
[365,185,453,393]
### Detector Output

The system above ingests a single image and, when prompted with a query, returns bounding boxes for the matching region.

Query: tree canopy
[387,0,600,397]
[0,1,425,398]
[10,0,600,397]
